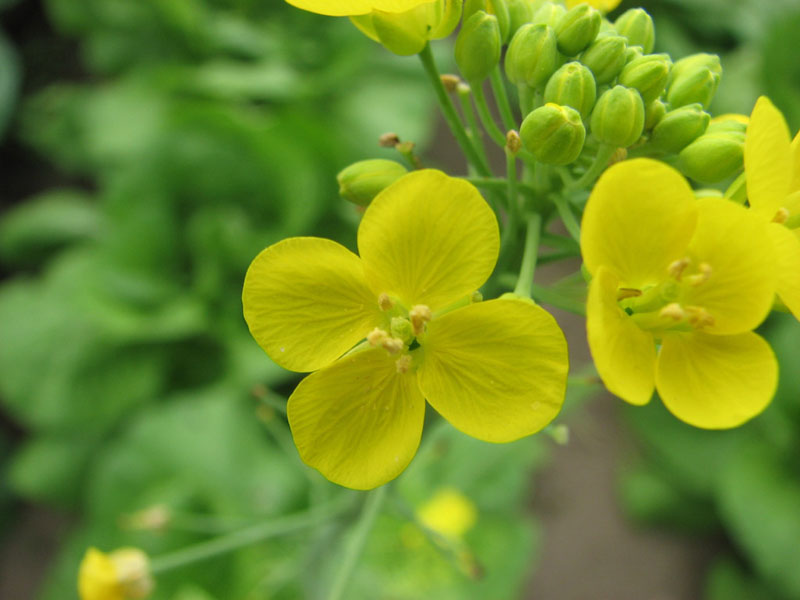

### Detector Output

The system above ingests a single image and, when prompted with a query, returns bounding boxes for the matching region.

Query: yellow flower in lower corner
[243,169,569,490]
[743,95,800,320]
[79,547,153,600]
[581,158,778,429]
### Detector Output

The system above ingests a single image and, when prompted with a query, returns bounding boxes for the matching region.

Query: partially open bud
[650,103,710,153]
[532,2,566,28]
[456,10,502,82]
[554,4,601,56]
[666,53,722,109]
[678,130,744,183]
[590,85,644,147]
[644,99,666,130]
[337,159,408,206]
[614,8,655,54]
[619,53,672,104]
[543,61,597,120]
[505,23,559,88]
[464,0,511,42]
[579,34,627,85]
[520,103,586,165]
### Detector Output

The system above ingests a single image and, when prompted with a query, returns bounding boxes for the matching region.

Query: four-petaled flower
[243,170,568,489]
[581,158,778,428]
[78,547,153,600]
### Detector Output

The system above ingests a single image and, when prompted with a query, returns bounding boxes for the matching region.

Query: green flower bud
[507,0,534,38]
[678,131,744,184]
[532,2,566,28]
[456,11,502,82]
[555,4,601,56]
[505,23,559,87]
[624,44,644,64]
[614,8,655,54]
[337,159,408,206]
[579,34,627,85]
[650,103,710,153]
[464,0,511,42]
[706,114,747,135]
[666,53,722,109]
[543,61,597,120]
[520,102,586,166]
[644,98,666,130]
[619,53,672,104]
[590,85,644,147]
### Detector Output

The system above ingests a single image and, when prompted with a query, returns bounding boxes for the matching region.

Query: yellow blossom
[78,548,153,600]
[581,158,778,429]
[417,487,478,539]
[243,170,568,489]
[565,0,622,12]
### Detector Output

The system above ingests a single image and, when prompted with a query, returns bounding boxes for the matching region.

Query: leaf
[0,30,20,139]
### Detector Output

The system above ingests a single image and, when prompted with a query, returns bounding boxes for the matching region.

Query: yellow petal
[417,298,568,443]
[243,237,382,373]
[792,128,800,192]
[78,548,122,600]
[287,348,425,489]
[358,170,499,310]
[565,0,621,10]
[586,266,656,406]
[768,222,800,320]
[285,0,434,17]
[745,96,793,219]
[682,197,776,334]
[657,331,777,429]
[581,158,698,289]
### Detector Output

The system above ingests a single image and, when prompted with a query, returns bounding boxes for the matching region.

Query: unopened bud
[644,99,666,130]
[506,129,522,154]
[456,10,502,82]
[678,131,744,184]
[543,61,597,120]
[590,85,644,147]
[378,132,401,147]
[614,8,655,54]
[505,23,559,88]
[464,0,511,42]
[650,103,710,153]
[506,0,534,38]
[440,74,461,93]
[555,4,601,56]
[666,53,722,109]
[520,103,586,166]
[619,53,672,104]
[337,159,408,206]
[532,2,566,28]
[579,34,628,85]
[707,113,748,135]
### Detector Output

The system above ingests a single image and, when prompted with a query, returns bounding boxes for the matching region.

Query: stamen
[686,262,712,286]
[382,337,405,354]
[409,305,433,336]
[617,288,642,300]
[367,328,389,347]
[659,303,686,321]
[378,293,394,311]
[667,258,691,281]
[395,354,412,374]
[685,306,715,329]
[773,207,790,224]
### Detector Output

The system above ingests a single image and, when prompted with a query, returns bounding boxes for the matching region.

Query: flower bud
[532,2,566,28]
[614,8,655,54]
[543,61,597,120]
[644,98,666,130]
[456,10,502,82]
[624,44,644,64]
[678,131,744,184]
[337,159,408,206]
[506,0,534,38]
[520,103,586,165]
[666,53,722,109]
[579,34,627,85]
[555,4,601,56]
[706,113,748,135]
[618,53,671,104]
[590,85,644,147]
[505,23,559,88]
[650,103,710,153]
[464,0,511,42]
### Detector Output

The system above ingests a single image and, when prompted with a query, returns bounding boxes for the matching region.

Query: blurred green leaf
[704,557,786,600]
[0,29,20,139]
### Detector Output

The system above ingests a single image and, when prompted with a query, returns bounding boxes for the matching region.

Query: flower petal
[657,331,777,429]
[285,0,434,17]
[792,128,800,192]
[243,237,382,372]
[358,170,500,311]
[682,197,776,334]
[288,348,425,490]
[745,96,793,219]
[417,298,568,443]
[581,158,698,288]
[768,222,800,320]
[586,266,656,406]
[78,548,120,600]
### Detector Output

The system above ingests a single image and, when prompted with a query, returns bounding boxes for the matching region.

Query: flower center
[369,299,433,372]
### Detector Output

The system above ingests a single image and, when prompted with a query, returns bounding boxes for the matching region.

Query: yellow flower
[284,0,434,16]
[581,158,778,428]
[79,548,153,600]
[243,170,568,489]
[743,95,800,320]
[565,0,622,12]
[416,487,477,539]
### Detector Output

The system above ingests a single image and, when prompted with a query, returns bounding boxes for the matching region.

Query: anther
[395,354,412,374]
[667,258,691,281]
[685,306,715,329]
[367,328,389,347]
[773,207,790,224]
[686,262,712,286]
[378,293,394,311]
[382,337,405,354]
[617,288,642,300]
[409,305,432,336]
[659,303,686,321]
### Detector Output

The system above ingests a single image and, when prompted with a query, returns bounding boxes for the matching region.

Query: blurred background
[0,0,799,598]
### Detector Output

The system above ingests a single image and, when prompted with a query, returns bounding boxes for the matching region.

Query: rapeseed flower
[243,170,568,489]
[565,0,621,12]
[582,158,778,429]
[78,548,153,600]
[743,96,800,319]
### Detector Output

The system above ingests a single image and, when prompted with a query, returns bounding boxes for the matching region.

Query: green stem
[490,66,516,132]
[149,499,352,575]
[418,45,491,176]
[570,143,615,190]
[513,212,542,298]
[471,81,507,147]
[501,149,521,250]
[463,177,535,198]
[457,84,490,173]
[327,486,388,600]
[550,194,581,242]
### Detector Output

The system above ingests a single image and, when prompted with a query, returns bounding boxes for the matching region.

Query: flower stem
[513,212,542,298]
[570,143,616,190]
[550,194,581,242]
[471,80,507,147]
[326,486,387,600]
[457,84,490,173]
[418,44,491,176]
[490,66,516,132]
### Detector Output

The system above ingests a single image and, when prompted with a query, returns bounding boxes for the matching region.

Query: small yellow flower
[243,170,568,489]
[78,548,153,600]
[416,487,477,539]
[284,0,435,17]
[565,0,622,12]
[743,96,800,320]
[581,158,778,429]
